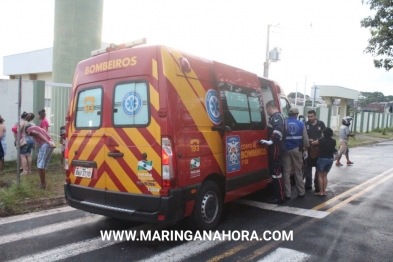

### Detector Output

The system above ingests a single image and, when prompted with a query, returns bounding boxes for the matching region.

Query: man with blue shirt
[282,107,309,199]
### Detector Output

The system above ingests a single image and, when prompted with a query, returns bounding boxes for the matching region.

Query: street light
[263,24,281,78]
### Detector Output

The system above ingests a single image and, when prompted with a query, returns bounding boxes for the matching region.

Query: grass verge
[332,134,372,148]
[0,153,65,216]
[362,127,393,140]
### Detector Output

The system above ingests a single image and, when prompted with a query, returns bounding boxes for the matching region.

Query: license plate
[74,167,93,178]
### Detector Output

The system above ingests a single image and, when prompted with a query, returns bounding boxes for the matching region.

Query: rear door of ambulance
[213,62,270,192]
[69,76,107,206]
[69,46,162,213]
[104,47,162,212]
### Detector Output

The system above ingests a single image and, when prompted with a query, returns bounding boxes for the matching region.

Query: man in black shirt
[304,109,326,192]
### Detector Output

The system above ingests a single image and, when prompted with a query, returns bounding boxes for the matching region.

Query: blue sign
[206,89,222,125]
[226,136,240,173]
[123,91,142,116]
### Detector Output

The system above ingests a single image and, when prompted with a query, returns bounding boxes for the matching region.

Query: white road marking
[0,215,103,245]
[235,199,330,219]
[8,237,120,262]
[7,224,159,262]
[257,247,311,261]
[0,206,74,226]
[141,236,224,262]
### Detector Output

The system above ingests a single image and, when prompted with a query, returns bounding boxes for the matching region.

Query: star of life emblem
[206,89,222,124]
[123,91,142,116]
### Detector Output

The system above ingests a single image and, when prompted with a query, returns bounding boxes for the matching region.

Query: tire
[189,180,223,230]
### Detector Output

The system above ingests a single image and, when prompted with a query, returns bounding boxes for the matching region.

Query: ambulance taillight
[64,146,70,183]
[161,138,176,194]
[64,146,69,170]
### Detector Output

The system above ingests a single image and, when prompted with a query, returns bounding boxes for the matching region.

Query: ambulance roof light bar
[91,38,147,57]
[125,38,146,48]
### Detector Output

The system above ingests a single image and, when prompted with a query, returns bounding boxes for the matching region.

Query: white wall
[0,80,34,161]
[3,48,53,76]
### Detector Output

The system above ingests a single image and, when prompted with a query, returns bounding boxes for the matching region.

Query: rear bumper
[64,184,193,224]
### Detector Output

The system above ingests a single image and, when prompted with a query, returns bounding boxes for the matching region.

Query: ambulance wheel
[190,180,223,230]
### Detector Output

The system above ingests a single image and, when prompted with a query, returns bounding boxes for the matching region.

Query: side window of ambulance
[113,82,149,126]
[219,83,265,131]
[280,97,290,118]
[75,87,102,128]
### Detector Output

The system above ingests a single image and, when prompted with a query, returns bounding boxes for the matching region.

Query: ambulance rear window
[113,81,150,126]
[75,87,102,128]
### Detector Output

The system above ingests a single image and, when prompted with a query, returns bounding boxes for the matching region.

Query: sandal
[20,171,28,176]
[347,161,354,165]
[314,193,324,196]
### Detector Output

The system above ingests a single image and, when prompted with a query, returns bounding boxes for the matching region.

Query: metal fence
[44,82,71,144]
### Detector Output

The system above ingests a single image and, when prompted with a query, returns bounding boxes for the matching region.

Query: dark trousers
[268,145,285,201]
[304,159,320,190]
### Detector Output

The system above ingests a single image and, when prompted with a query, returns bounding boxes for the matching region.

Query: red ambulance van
[64,39,290,230]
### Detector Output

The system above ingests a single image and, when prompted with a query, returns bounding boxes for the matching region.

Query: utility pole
[295,82,298,106]
[263,24,271,78]
[263,24,281,78]
[303,76,307,106]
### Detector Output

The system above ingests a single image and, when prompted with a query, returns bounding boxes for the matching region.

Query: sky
[0,0,392,96]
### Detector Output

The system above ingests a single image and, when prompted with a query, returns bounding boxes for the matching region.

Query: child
[60,126,66,168]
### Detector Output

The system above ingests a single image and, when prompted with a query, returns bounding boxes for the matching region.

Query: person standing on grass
[0,115,6,175]
[336,117,355,166]
[311,127,336,196]
[60,126,66,168]
[12,112,33,175]
[21,113,37,174]
[38,109,49,132]
[25,124,56,189]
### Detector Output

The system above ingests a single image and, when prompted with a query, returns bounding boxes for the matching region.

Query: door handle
[108,152,124,158]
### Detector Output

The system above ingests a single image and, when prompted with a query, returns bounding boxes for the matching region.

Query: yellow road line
[238,218,320,262]
[312,167,393,210]
[207,245,248,262]
[241,171,393,261]
[326,172,393,213]
[208,167,393,262]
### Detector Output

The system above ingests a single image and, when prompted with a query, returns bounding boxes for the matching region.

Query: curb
[17,196,66,211]
[351,137,393,148]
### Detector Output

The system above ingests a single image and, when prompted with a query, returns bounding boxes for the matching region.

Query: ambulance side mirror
[211,126,232,132]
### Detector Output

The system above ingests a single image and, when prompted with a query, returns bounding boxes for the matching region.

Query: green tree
[361,0,393,71]
[288,92,304,98]
[359,91,386,107]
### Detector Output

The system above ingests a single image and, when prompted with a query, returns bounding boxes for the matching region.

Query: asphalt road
[1,141,392,262]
